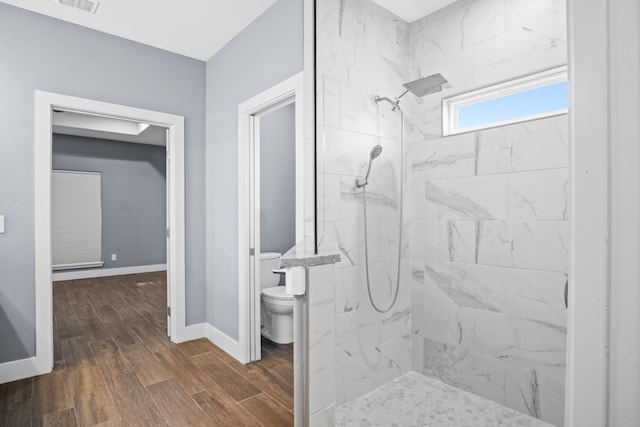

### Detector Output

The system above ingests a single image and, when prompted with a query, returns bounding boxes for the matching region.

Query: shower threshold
[337,372,554,427]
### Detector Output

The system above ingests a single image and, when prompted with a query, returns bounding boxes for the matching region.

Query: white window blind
[52,170,104,270]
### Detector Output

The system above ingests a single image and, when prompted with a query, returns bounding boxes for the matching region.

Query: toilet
[260,252,294,344]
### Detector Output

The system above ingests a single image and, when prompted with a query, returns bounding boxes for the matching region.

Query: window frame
[442,66,568,136]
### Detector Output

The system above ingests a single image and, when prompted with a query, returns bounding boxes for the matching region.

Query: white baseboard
[52,264,167,281]
[173,323,206,343]
[205,324,245,364]
[0,357,40,384]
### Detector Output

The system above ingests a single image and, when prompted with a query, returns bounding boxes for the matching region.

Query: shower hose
[362,109,404,314]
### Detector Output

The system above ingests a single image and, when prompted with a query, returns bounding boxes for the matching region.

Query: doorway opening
[238,73,304,363]
[33,91,188,375]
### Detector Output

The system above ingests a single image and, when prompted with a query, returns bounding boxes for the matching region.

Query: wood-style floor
[0,272,294,427]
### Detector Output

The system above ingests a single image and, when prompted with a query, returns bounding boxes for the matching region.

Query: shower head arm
[374,95,402,112]
[396,89,410,100]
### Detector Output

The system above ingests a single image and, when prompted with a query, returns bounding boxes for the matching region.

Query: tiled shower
[315,0,568,425]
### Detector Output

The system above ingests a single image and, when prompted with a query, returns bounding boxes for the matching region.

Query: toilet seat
[262,286,293,302]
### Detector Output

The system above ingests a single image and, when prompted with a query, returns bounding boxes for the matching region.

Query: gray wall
[53,135,167,269]
[260,103,296,255]
[206,0,303,339]
[0,3,206,363]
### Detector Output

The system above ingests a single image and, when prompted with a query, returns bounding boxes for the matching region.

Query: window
[52,170,104,270]
[442,66,568,136]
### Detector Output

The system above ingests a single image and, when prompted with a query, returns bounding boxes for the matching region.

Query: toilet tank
[259,252,281,289]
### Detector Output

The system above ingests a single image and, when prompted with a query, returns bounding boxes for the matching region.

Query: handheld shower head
[370,144,383,160]
[357,145,383,188]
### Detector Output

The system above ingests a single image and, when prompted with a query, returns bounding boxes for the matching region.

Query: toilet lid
[262,286,293,301]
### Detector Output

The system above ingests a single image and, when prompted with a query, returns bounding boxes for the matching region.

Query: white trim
[52,264,167,281]
[175,323,206,343]
[565,0,610,425]
[0,357,40,385]
[442,66,568,136]
[53,262,105,271]
[237,72,305,364]
[205,324,244,363]
[34,91,189,381]
[605,0,640,425]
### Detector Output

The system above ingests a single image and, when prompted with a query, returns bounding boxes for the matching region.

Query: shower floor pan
[337,372,553,427]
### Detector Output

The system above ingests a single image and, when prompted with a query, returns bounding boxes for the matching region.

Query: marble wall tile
[411,6,475,90]
[335,334,412,404]
[410,133,477,180]
[409,178,426,220]
[412,297,475,348]
[335,265,363,313]
[476,128,512,175]
[505,0,567,29]
[475,220,512,267]
[335,310,377,362]
[308,264,337,417]
[411,333,424,372]
[316,0,341,35]
[381,296,411,343]
[508,168,568,220]
[319,221,364,268]
[340,83,379,135]
[322,126,379,176]
[477,115,569,175]
[404,104,427,144]
[310,403,336,427]
[423,260,508,313]
[460,0,505,48]
[363,4,410,64]
[507,268,567,327]
[409,220,426,259]
[510,116,568,172]
[510,221,568,273]
[425,175,508,220]
[323,77,341,128]
[336,346,383,403]
[473,311,566,376]
[377,335,412,385]
[477,220,569,273]
[421,96,446,140]
[410,258,426,298]
[421,338,506,405]
[425,220,476,263]
[323,173,341,222]
[316,30,356,86]
[472,11,567,87]
[505,362,566,426]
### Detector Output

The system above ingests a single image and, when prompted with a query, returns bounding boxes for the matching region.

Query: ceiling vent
[56,0,100,14]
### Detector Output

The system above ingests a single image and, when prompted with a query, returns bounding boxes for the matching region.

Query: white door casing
[32,91,188,379]
[238,73,304,363]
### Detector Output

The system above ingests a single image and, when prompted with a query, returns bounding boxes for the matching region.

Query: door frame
[237,73,304,363]
[567,0,640,424]
[33,91,188,375]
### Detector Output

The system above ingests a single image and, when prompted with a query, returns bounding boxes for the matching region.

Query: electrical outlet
[111,253,117,262]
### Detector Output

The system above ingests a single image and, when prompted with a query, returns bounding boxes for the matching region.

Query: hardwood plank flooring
[0,272,294,426]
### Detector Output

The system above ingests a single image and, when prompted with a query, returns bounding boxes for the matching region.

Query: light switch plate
[0,215,4,234]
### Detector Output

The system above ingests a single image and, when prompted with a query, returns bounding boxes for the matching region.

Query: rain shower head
[402,73,450,97]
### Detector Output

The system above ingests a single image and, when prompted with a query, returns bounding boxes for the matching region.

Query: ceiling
[53,110,167,146]
[0,0,278,61]
[371,0,458,23]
